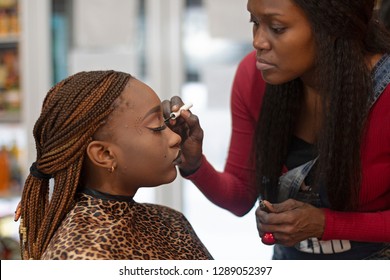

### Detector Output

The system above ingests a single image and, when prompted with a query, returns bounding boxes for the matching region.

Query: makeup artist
[163,0,390,260]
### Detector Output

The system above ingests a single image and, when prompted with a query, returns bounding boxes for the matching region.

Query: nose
[253,26,270,51]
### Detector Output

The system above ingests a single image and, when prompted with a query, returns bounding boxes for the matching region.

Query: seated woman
[18,70,212,260]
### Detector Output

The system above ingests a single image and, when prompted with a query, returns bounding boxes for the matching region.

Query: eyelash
[271,27,285,34]
[148,124,167,133]
[249,15,259,26]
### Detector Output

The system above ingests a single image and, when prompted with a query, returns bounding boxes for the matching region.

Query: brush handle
[170,103,193,120]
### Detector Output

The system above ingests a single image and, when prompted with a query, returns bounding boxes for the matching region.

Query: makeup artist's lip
[173,150,182,165]
[256,58,276,71]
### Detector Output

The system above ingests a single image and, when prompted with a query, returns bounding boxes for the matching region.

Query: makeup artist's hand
[256,199,325,246]
[162,96,204,175]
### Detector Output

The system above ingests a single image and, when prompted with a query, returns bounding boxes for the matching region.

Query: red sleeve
[322,209,390,242]
[184,51,266,216]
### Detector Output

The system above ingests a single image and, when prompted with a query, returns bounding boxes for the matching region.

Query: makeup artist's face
[248,0,316,85]
[102,79,182,191]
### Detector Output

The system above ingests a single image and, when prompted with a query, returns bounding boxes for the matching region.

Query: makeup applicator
[164,103,193,123]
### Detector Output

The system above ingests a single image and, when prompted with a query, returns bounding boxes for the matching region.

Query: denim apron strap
[277,157,318,202]
[371,53,390,107]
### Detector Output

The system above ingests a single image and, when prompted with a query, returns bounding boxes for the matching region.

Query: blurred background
[8,0,388,260]
[0,0,387,261]
[0,0,386,261]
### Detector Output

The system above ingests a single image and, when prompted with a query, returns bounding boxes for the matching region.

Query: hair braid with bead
[19,70,131,259]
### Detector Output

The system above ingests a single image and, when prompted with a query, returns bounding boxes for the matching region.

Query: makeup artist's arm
[163,51,264,216]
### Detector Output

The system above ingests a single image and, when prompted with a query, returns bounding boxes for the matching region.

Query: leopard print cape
[41,191,213,260]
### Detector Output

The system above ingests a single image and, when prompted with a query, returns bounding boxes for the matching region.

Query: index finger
[161,96,184,120]
[272,199,303,213]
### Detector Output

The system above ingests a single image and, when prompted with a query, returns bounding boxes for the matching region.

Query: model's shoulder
[42,241,114,260]
[139,202,184,218]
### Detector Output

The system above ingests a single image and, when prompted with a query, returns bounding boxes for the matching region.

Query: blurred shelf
[0,110,21,122]
[0,34,19,44]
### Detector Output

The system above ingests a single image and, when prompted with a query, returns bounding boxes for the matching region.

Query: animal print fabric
[41,193,213,260]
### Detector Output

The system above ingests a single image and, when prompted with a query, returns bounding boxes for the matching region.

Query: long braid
[20,71,131,259]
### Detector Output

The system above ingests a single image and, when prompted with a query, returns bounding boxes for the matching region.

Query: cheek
[122,136,166,163]
[280,38,315,73]
[292,32,315,65]
[134,117,143,135]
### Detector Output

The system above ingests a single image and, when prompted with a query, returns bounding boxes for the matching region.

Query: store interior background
[0,0,274,259]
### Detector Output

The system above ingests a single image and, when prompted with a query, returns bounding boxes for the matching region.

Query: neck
[81,187,135,202]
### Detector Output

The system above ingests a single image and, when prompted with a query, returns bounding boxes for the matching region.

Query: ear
[86,141,116,170]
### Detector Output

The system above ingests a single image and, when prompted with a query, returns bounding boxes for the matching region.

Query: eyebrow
[142,105,161,121]
[251,12,283,19]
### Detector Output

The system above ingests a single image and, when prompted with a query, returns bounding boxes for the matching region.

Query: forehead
[104,78,161,128]
[247,0,300,17]
[115,78,161,113]
[93,78,161,140]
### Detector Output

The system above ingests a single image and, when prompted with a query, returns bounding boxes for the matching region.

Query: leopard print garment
[41,190,213,260]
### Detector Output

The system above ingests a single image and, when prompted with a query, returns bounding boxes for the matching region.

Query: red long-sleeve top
[185,51,390,243]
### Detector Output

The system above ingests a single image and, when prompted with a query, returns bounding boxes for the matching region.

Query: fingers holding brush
[257,200,276,245]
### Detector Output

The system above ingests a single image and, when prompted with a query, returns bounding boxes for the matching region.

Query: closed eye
[148,124,167,132]
[249,14,259,26]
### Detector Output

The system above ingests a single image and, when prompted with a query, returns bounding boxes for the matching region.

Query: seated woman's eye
[148,124,167,132]
[249,15,259,26]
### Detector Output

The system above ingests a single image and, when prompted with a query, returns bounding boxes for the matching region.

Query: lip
[173,150,182,165]
[256,58,275,71]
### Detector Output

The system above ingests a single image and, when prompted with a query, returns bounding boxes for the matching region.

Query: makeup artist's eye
[271,25,286,34]
[148,124,167,133]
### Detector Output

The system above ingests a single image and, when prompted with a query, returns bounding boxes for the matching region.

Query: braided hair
[19,70,131,259]
[254,0,390,210]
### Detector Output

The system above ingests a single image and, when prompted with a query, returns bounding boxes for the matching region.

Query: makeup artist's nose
[253,26,271,52]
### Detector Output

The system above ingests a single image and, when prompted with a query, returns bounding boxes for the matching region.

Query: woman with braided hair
[18,70,212,260]
[163,0,390,259]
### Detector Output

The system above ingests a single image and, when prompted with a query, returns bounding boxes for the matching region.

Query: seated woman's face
[96,78,182,191]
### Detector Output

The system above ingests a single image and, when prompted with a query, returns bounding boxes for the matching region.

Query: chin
[159,169,178,185]
[166,171,178,184]
[261,73,291,85]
